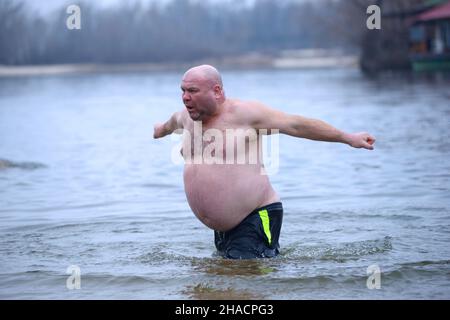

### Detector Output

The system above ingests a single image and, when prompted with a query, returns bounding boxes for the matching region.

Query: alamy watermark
[170,121,280,175]
[66,265,81,290]
[66,5,81,30]
[367,5,381,30]
[64,4,379,31]
[366,264,381,289]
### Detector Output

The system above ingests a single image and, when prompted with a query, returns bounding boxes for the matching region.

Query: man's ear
[214,85,223,98]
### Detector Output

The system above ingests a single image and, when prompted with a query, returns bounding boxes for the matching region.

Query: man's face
[181,75,216,121]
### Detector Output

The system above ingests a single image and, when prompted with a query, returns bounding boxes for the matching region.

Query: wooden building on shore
[409,1,450,71]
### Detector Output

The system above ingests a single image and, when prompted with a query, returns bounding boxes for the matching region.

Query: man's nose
[182,92,191,101]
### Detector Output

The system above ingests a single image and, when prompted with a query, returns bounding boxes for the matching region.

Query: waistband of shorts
[250,202,283,215]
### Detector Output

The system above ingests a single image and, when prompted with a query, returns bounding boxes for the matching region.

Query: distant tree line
[1,0,433,72]
[0,0,349,65]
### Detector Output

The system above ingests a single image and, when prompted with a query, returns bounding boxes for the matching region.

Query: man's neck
[202,100,226,125]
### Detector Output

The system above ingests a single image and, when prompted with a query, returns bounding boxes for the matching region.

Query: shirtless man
[153,65,376,259]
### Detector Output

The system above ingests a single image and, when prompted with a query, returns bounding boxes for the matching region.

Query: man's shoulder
[227,98,264,114]
[176,108,191,127]
[228,98,261,106]
[226,98,267,126]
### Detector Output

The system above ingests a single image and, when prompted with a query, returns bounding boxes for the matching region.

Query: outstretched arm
[153,111,183,139]
[249,102,376,150]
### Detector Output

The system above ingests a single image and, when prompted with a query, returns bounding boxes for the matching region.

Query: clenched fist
[346,132,376,150]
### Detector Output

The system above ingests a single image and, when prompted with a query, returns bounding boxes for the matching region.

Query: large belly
[183,164,277,231]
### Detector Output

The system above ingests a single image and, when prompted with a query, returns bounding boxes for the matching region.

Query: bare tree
[0,0,29,64]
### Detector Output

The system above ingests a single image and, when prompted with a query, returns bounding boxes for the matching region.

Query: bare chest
[181,117,260,164]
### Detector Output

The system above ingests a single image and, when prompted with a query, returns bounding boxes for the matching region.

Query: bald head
[183,65,223,89]
[181,65,226,120]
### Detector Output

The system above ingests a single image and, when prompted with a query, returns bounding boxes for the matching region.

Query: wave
[0,158,47,170]
[397,259,450,269]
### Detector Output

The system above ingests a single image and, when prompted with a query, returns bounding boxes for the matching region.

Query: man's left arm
[248,102,376,150]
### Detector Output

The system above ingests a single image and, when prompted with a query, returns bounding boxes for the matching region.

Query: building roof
[415,1,450,21]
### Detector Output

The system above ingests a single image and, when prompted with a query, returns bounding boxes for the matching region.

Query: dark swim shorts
[214,202,283,259]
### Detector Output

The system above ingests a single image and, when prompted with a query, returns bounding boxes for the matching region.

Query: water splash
[281,236,393,262]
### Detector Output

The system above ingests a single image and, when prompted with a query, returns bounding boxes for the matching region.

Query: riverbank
[0,50,359,77]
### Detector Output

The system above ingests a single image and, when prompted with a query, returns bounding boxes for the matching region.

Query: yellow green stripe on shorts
[258,209,272,245]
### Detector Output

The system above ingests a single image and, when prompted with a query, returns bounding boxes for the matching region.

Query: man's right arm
[153,111,183,139]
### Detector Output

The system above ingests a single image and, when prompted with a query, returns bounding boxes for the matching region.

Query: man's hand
[345,132,376,150]
[153,123,165,139]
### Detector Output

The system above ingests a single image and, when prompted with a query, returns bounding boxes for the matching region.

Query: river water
[0,68,449,299]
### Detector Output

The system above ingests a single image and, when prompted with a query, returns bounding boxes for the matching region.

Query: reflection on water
[183,283,264,300]
[191,258,277,277]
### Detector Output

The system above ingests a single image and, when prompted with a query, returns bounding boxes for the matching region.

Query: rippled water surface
[0,68,449,299]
